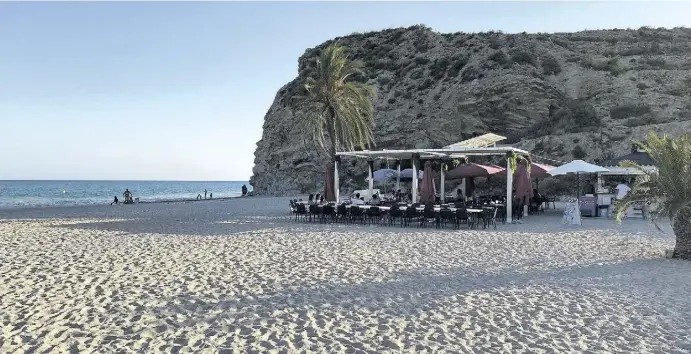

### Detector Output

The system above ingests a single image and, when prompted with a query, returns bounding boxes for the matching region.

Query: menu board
[563,198,582,225]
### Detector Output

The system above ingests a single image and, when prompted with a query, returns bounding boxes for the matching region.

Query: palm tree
[300,44,376,159]
[613,131,691,259]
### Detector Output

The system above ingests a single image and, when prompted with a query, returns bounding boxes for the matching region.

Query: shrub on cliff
[541,55,562,75]
[609,103,651,120]
[510,50,536,66]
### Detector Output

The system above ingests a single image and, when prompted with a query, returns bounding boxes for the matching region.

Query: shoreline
[0,194,252,213]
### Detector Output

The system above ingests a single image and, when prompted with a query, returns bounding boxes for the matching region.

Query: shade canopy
[512,162,556,179]
[447,163,504,179]
[548,160,609,176]
[399,168,423,179]
[366,168,398,183]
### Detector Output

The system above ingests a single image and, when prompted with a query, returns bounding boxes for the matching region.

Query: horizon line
[0,179,251,182]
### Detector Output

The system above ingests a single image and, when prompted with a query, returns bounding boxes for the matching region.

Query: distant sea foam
[0,180,252,209]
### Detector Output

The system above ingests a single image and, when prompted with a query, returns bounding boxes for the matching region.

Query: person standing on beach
[204,189,208,199]
[241,184,248,196]
[123,189,132,203]
[210,193,213,199]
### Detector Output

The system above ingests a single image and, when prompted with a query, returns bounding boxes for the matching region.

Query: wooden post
[334,156,340,203]
[412,154,419,203]
[396,160,401,194]
[440,161,446,203]
[506,157,513,223]
[368,160,374,202]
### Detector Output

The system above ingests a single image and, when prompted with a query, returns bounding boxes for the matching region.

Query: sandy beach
[1,197,691,353]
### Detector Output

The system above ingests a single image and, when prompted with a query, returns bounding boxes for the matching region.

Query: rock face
[251,25,691,195]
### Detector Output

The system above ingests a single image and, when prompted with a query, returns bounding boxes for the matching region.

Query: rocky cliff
[251,25,691,195]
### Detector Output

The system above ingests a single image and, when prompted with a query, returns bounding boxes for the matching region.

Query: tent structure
[599,148,658,175]
[334,134,530,223]
[366,168,398,183]
[549,160,610,196]
[446,163,505,179]
[548,160,609,176]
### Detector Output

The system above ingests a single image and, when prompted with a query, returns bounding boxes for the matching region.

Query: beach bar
[335,134,530,223]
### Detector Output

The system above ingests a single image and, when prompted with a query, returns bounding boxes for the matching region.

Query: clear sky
[2,1,689,181]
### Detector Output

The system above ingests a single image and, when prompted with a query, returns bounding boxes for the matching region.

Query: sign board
[563,198,582,225]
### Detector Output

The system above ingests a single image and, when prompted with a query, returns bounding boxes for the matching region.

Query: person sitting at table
[530,188,542,213]
[315,193,321,204]
[351,193,365,205]
[308,194,316,205]
[584,179,596,195]
[319,195,325,204]
[371,194,381,206]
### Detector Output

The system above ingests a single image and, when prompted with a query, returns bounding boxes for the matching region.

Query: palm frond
[614,131,691,227]
[298,43,376,157]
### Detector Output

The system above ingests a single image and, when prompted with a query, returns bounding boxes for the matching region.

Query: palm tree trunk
[672,205,691,260]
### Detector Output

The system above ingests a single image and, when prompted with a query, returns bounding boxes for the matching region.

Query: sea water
[0,180,252,209]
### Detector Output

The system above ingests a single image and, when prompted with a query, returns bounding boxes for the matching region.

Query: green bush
[588,57,627,76]
[388,98,396,104]
[571,145,587,159]
[541,55,561,75]
[609,103,651,120]
[510,50,536,66]
[418,78,434,90]
[460,66,482,83]
[414,56,430,65]
[410,69,424,80]
[640,57,667,69]
[624,114,661,127]
[429,58,451,80]
[447,56,469,77]
[488,51,509,65]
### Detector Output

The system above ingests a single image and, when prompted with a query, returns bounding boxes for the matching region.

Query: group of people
[111,189,134,205]
[197,189,213,200]
[307,193,326,205]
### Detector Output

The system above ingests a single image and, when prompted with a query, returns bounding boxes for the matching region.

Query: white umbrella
[549,160,609,201]
[548,160,609,176]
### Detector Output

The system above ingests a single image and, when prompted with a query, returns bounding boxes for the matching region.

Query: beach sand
[1,197,690,353]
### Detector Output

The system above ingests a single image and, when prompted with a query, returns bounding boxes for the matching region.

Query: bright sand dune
[1,197,691,353]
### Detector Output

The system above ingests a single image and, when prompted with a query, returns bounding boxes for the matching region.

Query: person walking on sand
[204,189,208,199]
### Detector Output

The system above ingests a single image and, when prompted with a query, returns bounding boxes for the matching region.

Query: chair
[366,206,382,225]
[454,208,469,229]
[403,206,418,227]
[545,196,556,210]
[349,206,364,224]
[321,205,335,223]
[419,205,437,228]
[336,203,349,223]
[388,205,403,226]
[482,207,498,230]
[438,207,454,229]
[294,203,307,222]
[289,200,296,217]
[308,205,321,223]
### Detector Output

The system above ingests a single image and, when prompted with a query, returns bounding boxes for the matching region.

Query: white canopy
[548,160,609,176]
